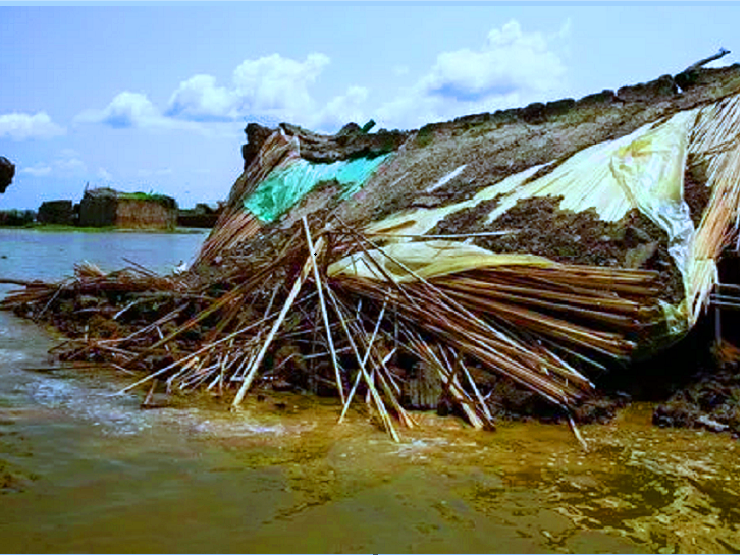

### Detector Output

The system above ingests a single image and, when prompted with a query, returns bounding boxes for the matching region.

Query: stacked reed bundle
[687,94,740,321]
[196,130,299,265]
[1,260,189,314]
[0,216,682,443]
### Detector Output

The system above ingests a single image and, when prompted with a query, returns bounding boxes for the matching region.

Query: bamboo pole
[303,217,345,404]
[231,249,318,408]
[325,286,399,441]
[339,300,387,424]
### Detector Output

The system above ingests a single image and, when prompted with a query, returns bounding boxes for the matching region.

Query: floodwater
[1,229,739,553]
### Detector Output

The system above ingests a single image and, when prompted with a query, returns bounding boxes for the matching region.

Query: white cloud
[393,65,410,76]
[75,91,201,132]
[313,86,369,133]
[232,53,329,119]
[555,18,572,40]
[0,112,65,140]
[20,164,52,177]
[423,20,565,101]
[18,151,88,179]
[165,53,331,126]
[378,19,568,129]
[166,74,238,121]
[75,92,162,128]
[97,167,113,181]
[77,53,364,134]
[56,157,87,174]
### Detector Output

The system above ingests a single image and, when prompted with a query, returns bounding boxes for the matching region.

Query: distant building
[77,187,177,230]
[177,202,223,228]
[38,200,75,225]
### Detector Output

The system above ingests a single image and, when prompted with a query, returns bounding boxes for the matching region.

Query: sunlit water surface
[0,229,739,553]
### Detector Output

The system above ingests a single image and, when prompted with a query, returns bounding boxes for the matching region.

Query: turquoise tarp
[245,154,391,223]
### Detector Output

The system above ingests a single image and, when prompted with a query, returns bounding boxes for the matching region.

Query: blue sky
[0,3,737,210]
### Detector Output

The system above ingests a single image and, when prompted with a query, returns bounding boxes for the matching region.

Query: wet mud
[431,196,684,305]
[653,341,740,436]
[3,377,739,553]
[0,305,737,553]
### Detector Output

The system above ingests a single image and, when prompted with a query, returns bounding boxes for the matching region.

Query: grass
[415,127,435,148]
[118,191,177,209]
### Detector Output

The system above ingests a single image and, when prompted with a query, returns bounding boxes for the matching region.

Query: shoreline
[0,224,210,234]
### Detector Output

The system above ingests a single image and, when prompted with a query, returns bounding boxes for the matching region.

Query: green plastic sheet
[245,154,391,223]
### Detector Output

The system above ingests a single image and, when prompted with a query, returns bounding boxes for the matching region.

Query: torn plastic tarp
[334,110,704,336]
[245,153,392,223]
[328,240,557,283]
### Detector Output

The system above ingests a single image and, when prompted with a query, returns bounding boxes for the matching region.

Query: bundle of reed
[327,219,665,411]
[196,208,262,266]
[101,218,415,440]
[687,93,740,320]
[196,130,300,266]
[0,261,190,318]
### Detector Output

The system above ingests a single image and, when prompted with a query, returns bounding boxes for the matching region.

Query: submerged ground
[1,306,739,554]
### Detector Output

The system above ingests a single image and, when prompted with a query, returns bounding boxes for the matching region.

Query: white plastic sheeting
[332,102,740,338]
[328,240,556,283]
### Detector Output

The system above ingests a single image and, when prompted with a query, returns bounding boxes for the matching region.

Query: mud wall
[78,194,117,227]
[115,200,177,230]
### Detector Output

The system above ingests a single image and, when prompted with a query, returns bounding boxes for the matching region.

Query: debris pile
[4,62,740,439]
[0,156,14,193]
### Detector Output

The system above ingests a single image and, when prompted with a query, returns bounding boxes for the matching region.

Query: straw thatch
[4,64,740,440]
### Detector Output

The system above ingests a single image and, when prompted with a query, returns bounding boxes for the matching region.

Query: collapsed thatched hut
[194,64,740,417]
[4,62,740,439]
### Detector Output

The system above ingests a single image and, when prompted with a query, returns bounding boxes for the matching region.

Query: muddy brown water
[1,230,739,553]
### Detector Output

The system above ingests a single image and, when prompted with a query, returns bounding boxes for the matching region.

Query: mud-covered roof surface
[334,65,740,227]
[209,63,740,315]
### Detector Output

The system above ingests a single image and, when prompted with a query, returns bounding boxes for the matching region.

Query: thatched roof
[191,64,740,421]
[7,64,740,440]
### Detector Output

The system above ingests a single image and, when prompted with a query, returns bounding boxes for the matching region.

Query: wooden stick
[231,248,318,408]
[141,379,158,407]
[568,414,589,452]
[339,300,387,424]
[303,217,345,404]
[683,47,731,73]
[368,230,520,239]
[461,360,494,427]
[0,277,49,287]
[325,286,399,441]
[115,311,277,395]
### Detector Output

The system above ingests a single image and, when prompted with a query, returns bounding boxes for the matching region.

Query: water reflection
[0,228,208,283]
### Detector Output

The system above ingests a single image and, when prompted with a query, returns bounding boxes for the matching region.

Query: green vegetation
[118,191,177,210]
[415,126,435,148]
[0,210,36,227]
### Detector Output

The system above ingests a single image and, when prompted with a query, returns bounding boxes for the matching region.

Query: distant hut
[37,200,75,226]
[78,187,177,230]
